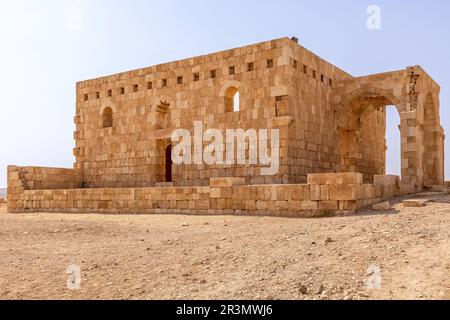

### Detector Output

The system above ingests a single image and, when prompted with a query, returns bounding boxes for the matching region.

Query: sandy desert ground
[0,193,449,300]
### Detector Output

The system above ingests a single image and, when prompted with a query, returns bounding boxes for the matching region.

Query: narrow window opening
[133,84,139,92]
[102,107,113,128]
[247,62,254,72]
[267,59,274,68]
[147,81,153,90]
[210,70,216,79]
[224,87,240,113]
[293,60,298,69]
[303,65,307,74]
[313,70,317,79]
[120,87,125,94]
[321,75,325,83]
[162,79,167,87]
[177,76,183,84]
[107,89,112,97]
[229,66,235,75]
[96,92,100,99]
[84,94,89,101]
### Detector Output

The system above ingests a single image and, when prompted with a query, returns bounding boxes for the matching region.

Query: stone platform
[7,166,413,217]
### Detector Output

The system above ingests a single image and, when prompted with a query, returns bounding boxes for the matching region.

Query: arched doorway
[165,144,172,183]
[336,92,402,183]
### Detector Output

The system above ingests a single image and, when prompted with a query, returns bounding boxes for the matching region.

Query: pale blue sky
[0,0,449,188]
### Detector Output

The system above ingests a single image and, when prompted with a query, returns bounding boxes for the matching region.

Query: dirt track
[0,194,449,300]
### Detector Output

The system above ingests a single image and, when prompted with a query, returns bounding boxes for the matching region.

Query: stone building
[7,37,446,216]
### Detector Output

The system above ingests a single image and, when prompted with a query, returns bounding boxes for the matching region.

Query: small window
[293,60,298,69]
[224,86,240,113]
[321,75,325,83]
[329,79,333,87]
[120,87,125,94]
[303,65,307,74]
[267,59,274,68]
[147,81,153,90]
[133,84,139,92]
[229,66,235,75]
[102,107,113,128]
[84,94,89,101]
[193,73,200,82]
[247,62,254,72]
[312,70,317,79]
[210,70,216,79]
[177,76,183,84]
[162,79,167,87]
[107,89,112,97]
[96,92,100,99]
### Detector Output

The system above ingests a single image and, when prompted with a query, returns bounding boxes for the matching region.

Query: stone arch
[219,80,242,97]
[335,88,403,183]
[99,103,117,115]
[99,104,116,129]
[219,80,242,113]
[336,87,403,115]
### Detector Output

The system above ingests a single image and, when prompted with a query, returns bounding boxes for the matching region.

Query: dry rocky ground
[0,193,449,300]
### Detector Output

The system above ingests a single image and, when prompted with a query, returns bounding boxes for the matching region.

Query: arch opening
[102,107,113,128]
[224,86,240,113]
[337,92,402,183]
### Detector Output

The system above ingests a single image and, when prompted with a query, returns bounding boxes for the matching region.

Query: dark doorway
[165,145,172,183]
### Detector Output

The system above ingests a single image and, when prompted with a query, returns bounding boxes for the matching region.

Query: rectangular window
[293,60,298,69]
[193,73,200,82]
[229,66,235,75]
[303,65,307,74]
[267,59,274,68]
[107,89,112,97]
[210,70,216,78]
[133,84,139,92]
[84,94,88,101]
[120,87,125,94]
[329,79,333,87]
[162,79,167,87]
[177,76,183,84]
[147,81,153,90]
[96,92,100,99]
[247,62,254,72]
[313,70,317,79]
[321,75,325,83]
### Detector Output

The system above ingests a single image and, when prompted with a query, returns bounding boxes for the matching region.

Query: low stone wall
[7,173,403,217]
[7,166,83,201]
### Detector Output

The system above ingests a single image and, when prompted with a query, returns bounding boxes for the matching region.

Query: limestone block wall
[8,173,402,217]
[7,166,83,209]
[284,40,353,183]
[75,38,295,188]
[74,38,355,188]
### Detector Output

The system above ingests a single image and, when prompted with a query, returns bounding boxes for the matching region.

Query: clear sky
[0,0,449,188]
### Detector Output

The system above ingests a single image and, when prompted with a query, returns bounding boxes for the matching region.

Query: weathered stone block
[307,173,363,186]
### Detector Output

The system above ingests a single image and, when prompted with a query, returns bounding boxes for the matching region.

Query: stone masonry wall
[74,38,354,188]
[8,173,402,217]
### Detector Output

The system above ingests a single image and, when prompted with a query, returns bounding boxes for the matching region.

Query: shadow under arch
[334,88,403,183]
